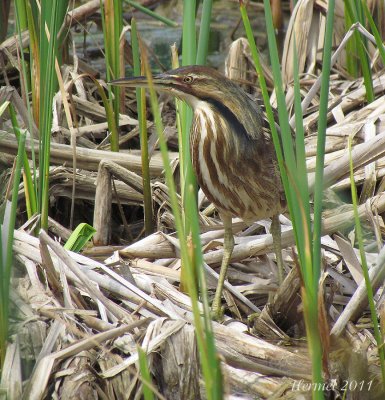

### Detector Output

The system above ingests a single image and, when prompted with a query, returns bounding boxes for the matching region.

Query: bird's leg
[271,214,284,284]
[211,215,234,320]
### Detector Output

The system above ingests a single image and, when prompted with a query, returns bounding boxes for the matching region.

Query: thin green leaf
[9,105,37,218]
[179,0,197,291]
[1,131,26,367]
[39,0,69,229]
[348,135,385,391]
[137,347,155,400]
[63,223,96,252]
[141,47,222,400]
[196,0,213,65]
[362,1,385,67]
[131,18,153,235]
[124,0,177,27]
[344,0,374,102]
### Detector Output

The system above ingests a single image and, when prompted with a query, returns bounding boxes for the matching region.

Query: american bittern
[112,66,286,318]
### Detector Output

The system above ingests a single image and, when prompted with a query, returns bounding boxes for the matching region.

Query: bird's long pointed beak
[110,76,149,88]
[109,74,173,89]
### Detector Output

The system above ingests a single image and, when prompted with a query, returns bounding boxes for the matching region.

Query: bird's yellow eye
[183,75,194,84]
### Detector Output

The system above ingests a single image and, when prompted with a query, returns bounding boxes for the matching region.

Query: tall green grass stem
[38,0,68,229]
[348,136,385,391]
[196,0,213,65]
[240,1,326,396]
[9,106,37,218]
[312,0,335,292]
[309,2,336,396]
[344,0,374,102]
[362,1,385,70]
[142,48,222,400]
[1,131,26,366]
[179,0,198,291]
[99,0,120,151]
[14,2,38,218]
[131,18,153,235]
[137,346,155,400]
[181,0,197,230]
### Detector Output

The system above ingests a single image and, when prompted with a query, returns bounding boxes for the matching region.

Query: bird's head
[110,65,233,108]
[111,65,264,144]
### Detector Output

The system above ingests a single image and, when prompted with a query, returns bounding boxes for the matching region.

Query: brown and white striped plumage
[180,66,286,223]
[111,66,287,315]
[113,65,286,222]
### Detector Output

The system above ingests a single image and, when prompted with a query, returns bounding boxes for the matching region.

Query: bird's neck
[192,93,264,143]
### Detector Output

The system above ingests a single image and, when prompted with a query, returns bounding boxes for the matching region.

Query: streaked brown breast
[190,105,286,222]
